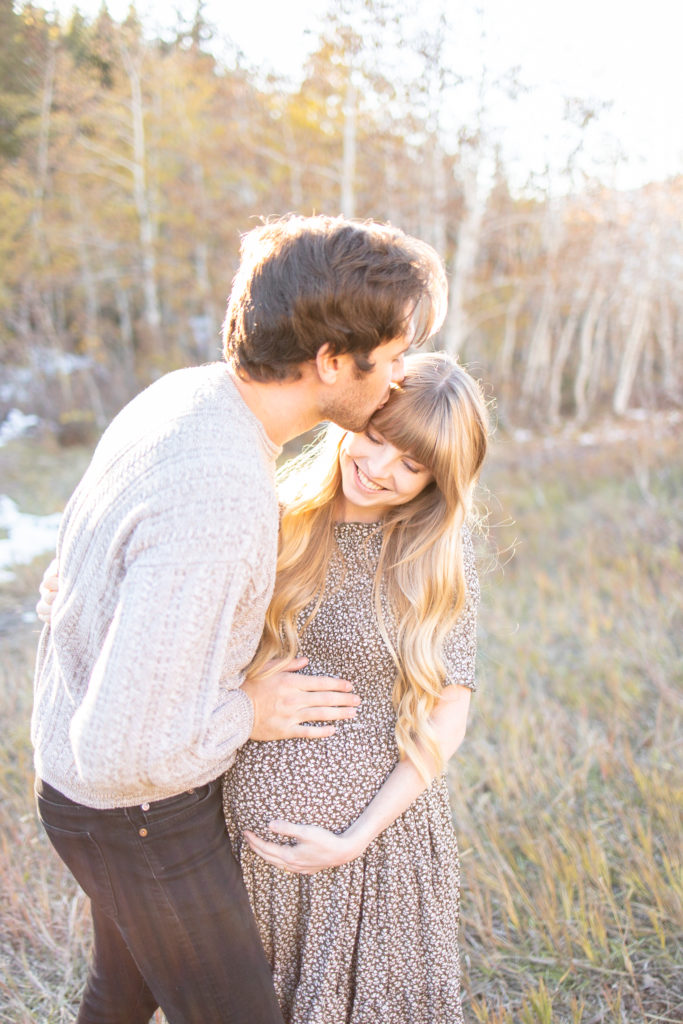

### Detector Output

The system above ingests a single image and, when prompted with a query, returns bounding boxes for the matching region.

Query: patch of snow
[30,349,93,375]
[0,367,33,404]
[0,496,61,583]
[0,409,40,448]
[598,426,631,444]
[1,349,95,409]
[624,408,649,421]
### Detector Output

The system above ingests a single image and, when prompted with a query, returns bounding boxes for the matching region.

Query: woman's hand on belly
[243,819,365,874]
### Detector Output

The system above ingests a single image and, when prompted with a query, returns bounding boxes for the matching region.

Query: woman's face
[338,424,434,522]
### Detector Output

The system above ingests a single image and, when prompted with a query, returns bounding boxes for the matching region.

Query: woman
[224,350,489,1024]
[38,351,489,1024]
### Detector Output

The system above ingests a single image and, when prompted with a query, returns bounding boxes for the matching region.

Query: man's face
[321,334,411,432]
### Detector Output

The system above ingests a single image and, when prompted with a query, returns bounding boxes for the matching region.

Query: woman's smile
[338,427,434,522]
[354,462,385,493]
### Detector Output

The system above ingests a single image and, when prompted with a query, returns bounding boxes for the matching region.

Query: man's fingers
[296,686,360,709]
[289,724,336,739]
[296,705,357,723]
[297,674,356,694]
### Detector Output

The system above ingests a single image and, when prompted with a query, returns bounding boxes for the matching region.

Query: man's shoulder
[64,364,276,529]
[113,362,229,428]
[96,364,268,471]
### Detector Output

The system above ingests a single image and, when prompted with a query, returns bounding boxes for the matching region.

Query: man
[32,214,446,1024]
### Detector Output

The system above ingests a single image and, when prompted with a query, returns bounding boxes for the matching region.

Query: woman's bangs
[371,387,444,474]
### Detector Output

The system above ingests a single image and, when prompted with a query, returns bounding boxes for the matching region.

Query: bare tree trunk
[190,165,218,358]
[613,294,650,415]
[655,295,678,402]
[283,118,304,210]
[430,140,447,259]
[497,290,524,382]
[173,83,219,358]
[383,141,401,226]
[69,193,108,427]
[547,274,593,424]
[674,306,683,376]
[444,161,484,356]
[31,35,56,245]
[585,307,609,412]
[573,288,605,424]
[30,289,73,408]
[341,73,356,217]
[641,334,655,408]
[115,283,137,379]
[521,278,554,404]
[119,42,162,344]
[70,190,100,350]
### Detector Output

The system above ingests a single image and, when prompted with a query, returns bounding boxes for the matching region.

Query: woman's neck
[335,494,383,524]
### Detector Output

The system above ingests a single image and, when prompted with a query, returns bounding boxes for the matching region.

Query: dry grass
[455,429,682,1022]
[0,427,681,1022]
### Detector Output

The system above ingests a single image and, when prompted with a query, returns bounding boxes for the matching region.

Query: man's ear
[315,343,343,385]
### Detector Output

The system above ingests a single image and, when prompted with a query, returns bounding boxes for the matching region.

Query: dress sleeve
[442,525,480,691]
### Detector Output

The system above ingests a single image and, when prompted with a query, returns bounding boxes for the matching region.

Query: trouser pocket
[37,802,119,920]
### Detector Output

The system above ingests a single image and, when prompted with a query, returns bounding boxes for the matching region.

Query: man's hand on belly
[242,657,360,741]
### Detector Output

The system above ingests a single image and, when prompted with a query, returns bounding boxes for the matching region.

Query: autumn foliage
[1,1,681,430]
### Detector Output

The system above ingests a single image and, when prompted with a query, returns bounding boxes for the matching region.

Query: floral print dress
[223,521,479,1024]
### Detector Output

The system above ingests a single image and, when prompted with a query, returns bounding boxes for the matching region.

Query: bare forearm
[344,685,471,855]
[344,758,427,853]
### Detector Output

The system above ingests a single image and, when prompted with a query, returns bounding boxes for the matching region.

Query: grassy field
[0,423,680,1023]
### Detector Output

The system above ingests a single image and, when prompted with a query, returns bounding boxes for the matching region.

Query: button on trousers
[35,777,284,1024]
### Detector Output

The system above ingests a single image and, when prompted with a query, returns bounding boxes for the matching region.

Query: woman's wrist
[342,819,378,860]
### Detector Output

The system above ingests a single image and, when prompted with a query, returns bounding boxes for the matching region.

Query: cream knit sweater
[32,362,280,809]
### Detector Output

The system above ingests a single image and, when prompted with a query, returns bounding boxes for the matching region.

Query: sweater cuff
[203,684,254,764]
[229,685,254,748]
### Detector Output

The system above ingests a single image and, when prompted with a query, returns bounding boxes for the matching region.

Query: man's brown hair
[222,215,447,381]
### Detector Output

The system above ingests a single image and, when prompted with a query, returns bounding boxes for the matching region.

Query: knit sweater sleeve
[68,515,260,793]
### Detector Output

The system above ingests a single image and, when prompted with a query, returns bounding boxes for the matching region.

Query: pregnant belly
[223,720,399,840]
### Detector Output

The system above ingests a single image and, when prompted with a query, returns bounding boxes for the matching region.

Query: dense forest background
[1,0,681,439]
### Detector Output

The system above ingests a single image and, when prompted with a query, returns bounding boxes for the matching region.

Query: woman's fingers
[243,821,351,875]
[243,830,298,870]
[268,819,308,840]
[36,587,57,622]
[37,558,60,622]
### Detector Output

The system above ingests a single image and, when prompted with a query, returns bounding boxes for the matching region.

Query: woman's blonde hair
[250,351,490,781]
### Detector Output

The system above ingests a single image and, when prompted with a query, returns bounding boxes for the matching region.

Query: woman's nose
[368,454,392,478]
